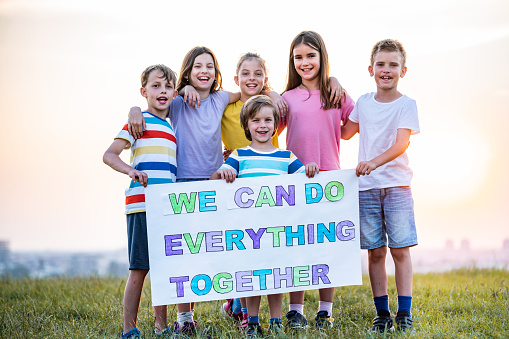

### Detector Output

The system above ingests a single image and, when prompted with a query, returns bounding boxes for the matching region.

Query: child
[103,64,178,339]
[210,95,319,338]
[341,39,420,333]
[279,30,355,330]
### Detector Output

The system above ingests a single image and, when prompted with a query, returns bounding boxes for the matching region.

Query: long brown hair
[284,31,340,110]
[176,46,223,93]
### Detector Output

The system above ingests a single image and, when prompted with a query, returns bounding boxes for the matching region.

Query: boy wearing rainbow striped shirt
[103,64,178,339]
[210,95,318,338]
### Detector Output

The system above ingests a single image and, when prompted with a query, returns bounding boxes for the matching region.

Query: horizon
[0,0,508,252]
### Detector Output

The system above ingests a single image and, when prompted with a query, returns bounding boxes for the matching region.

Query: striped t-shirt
[115,111,177,214]
[220,146,305,178]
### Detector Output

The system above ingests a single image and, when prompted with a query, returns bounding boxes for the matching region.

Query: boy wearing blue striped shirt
[103,64,178,339]
[210,95,318,338]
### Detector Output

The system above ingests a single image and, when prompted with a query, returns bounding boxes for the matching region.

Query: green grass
[1,269,508,338]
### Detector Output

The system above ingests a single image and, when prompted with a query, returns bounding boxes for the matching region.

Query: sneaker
[371,311,394,333]
[314,310,334,330]
[395,311,414,333]
[285,310,308,329]
[221,298,243,322]
[239,312,249,332]
[120,328,141,339]
[246,322,263,338]
[267,320,285,336]
[154,326,174,338]
[174,320,197,336]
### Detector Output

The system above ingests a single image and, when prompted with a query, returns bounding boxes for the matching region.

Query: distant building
[460,239,471,251]
[0,240,11,265]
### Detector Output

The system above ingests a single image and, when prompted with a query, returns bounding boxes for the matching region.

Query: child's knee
[368,246,387,263]
[389,247,410,261]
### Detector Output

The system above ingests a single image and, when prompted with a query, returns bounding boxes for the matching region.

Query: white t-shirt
[349,92,420,191]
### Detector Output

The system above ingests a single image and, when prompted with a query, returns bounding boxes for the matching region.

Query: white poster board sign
[145,169,362,306]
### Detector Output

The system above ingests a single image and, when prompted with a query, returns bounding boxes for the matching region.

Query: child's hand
[183,85,201,108]
[329,77,345,106]
[223,147,233,161]
[265,91,288,124]
[213,169,236,183]
[356,161,377,177]
[128,107,145,139]
[305,162,319,178]
[128,169,148,187]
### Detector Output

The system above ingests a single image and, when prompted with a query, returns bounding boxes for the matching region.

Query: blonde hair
[370,39,407,68]
[285,31,340,110]
[235,52,271,91]
[141,64,177,88]
[240,95,279,141]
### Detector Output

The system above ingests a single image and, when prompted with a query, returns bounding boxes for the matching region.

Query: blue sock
[397,295,412,317]
[373,295,390,314]
[270,318,281,324]
[248,316,259,323]
[231,298,241,314]
[241,307,248,315]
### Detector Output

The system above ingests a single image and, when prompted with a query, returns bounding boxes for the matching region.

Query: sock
[270,318,281,324]
[289,303,304,315]
[241,307,248,316]
[231,298,242,314]
[248,316,259,323]
[318,301,333,317]
[397,295,412,317]
[191,309,195,317]
[177,311,193,326]
[373,295,390,315]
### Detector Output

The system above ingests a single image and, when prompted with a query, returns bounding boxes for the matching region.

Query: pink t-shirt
[282,87,354,170]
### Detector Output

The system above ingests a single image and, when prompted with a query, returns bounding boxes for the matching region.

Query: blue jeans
[359,187,417,250]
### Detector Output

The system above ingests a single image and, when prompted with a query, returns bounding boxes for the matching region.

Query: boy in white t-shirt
[342,39,420,334]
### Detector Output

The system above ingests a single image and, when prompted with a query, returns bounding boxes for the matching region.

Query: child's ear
[264,76,268,85]
[171,89,178,100]
[368,66,374,77]
[140,87,148,98]
[400,66,407,78]
[234,76,239,86]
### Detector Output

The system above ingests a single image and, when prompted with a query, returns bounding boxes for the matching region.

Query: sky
[0,0,508,252]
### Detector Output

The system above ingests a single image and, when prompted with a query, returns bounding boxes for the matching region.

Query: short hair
[240,95,279,141]
[177,46,223,93]
[141,64,177,88]
[235,52,271,91]
[370,39,407,68]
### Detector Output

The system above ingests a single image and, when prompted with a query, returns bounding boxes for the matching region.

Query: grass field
[1,268,507,338]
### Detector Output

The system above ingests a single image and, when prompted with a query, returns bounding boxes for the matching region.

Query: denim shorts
[359,186,418,250]
[126,212,150,270]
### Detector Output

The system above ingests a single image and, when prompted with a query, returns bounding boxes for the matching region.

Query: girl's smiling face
[188,53,216,93]
[293,43,321,88]
[235,58,267,102]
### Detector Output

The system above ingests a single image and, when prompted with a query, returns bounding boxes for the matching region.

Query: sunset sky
[0,0,508,252]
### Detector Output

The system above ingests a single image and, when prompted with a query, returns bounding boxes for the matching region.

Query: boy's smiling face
[369,51,407,92]
[141,70,177,117]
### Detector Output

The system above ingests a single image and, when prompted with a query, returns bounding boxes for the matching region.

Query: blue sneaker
[120,327,141,338]
[154,326,175,338]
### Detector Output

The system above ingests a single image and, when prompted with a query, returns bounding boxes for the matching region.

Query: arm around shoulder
[341,120,359,140]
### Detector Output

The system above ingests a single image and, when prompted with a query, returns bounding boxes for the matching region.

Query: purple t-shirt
[169,91,229,179]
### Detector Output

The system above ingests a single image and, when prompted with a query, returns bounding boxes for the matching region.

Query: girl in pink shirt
[279,30,355,330]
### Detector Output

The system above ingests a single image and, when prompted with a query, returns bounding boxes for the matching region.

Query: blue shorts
[126,212,150,270]
[177,178,208,182]
[359,187,418,250]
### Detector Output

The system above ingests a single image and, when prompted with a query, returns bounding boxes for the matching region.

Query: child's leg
[390,247,413,313]
[246,295,262,319]
[123,269,149,333]
[175,303,195,334]
[154,305,167,332]
[368,246,388,297]
[267,293,283,319]
[318,287,334,316]
[288,290,305,313]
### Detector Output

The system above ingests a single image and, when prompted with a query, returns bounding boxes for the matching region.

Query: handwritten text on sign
[145,170,362,306]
